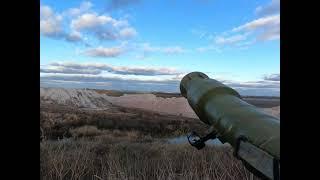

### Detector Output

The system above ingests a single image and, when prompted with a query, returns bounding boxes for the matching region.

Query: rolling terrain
[40,87,280,119]
[40,87,280,180]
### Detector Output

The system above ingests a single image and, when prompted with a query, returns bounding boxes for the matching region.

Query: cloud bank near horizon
[40,62,280,96]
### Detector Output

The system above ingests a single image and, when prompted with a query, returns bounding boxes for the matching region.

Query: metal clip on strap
[187,130,217,150]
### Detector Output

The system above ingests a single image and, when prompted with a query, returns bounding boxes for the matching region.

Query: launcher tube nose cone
[180,72,209,97]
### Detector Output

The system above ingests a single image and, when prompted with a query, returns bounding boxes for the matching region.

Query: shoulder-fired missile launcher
[180,72,280,180]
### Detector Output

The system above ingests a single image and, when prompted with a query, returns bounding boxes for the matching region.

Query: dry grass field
[40,88,279,180]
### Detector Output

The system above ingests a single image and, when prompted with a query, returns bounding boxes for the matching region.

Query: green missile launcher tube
[180,72,280,180]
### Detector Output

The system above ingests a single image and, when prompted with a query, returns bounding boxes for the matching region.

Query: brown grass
[40,138,257,180]
[40,104,208,140]
[70,126,102,138]
[40,99,265,180]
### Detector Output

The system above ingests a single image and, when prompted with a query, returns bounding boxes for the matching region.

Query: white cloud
[40,62,279,96]
[66,31,83,42]
[40,66,101,75]
[205,1,279,48]
[70,13,114,30]
[255,0,280,17]
[40,62,182,76]
[233,14,280,42]
[257,25,279,41]
[113,20,129,28]
[40,5,63,36]
[70,12,137,41]
[40,17,63,36]
[119,27,137,39]
[83,46,124,57]
[232,15,279,32]
[214,34,248,45]
[210,14,279,48]
[40,5,53,19]
[40,4,84,43]
[226,80,279,89]
[40,72,280,96]
[66,1,93,17]
[263,73,280,81]
[40,2,137,44]
[40,74,181,93]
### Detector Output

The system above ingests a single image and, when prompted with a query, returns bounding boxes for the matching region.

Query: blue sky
[40,0,280,96]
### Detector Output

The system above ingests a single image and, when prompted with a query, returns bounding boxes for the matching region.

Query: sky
[40,0,280,96]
